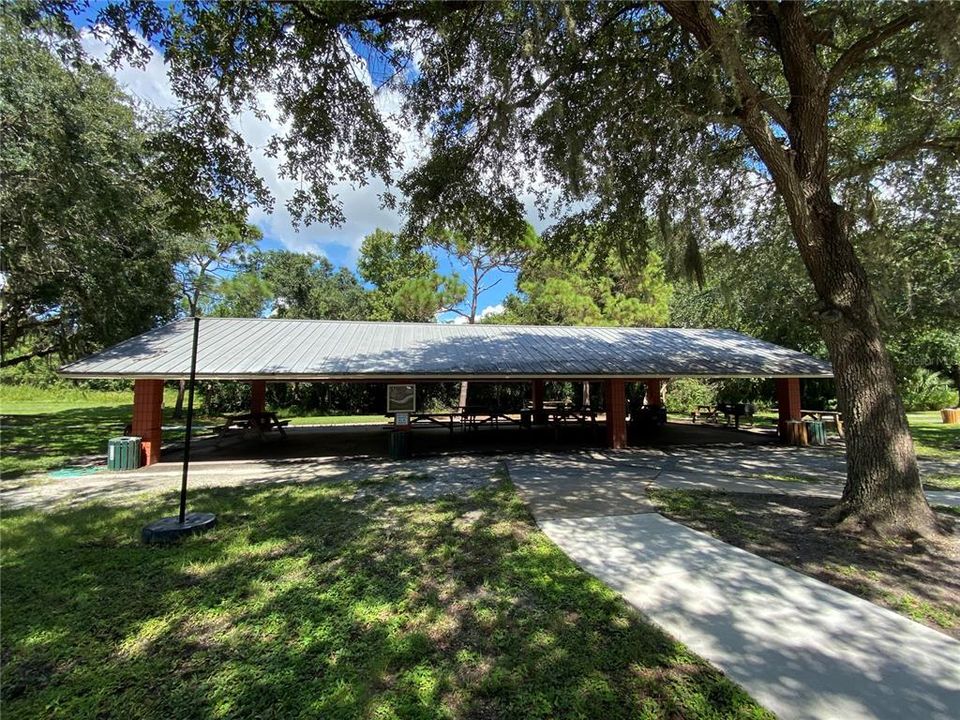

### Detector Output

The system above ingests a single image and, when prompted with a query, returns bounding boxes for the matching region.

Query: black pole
[179,316,200,524]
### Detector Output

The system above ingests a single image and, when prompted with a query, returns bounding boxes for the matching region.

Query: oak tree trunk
[796,194,938,537]
[173,379,186,419]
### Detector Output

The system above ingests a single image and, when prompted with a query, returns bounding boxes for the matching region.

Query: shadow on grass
[1,481,769,719]
[1,405,219,481]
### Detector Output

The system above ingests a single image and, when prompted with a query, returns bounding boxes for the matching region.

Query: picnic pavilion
[59,317,834,466]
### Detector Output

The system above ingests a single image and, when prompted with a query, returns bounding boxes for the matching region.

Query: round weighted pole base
[141,512,217,544]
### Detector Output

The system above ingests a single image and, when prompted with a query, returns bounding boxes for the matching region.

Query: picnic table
[801,409,844,437]
[547,406,598,426]
[215,411,288,446]
[691,405,719,423]
[459,406,523,430]
[386,412,459,434]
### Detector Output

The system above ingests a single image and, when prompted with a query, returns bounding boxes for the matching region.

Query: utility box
[108,436,142,471]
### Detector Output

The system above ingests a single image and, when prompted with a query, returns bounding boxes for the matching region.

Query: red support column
[776,377,802,439]
[646,379,662,407]
[250,380,266,414]
[604,379,628,449]
[132,379,164,466]
[531,379,546,423]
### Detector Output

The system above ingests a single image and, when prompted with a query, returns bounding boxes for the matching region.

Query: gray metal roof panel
[59,317,834,379]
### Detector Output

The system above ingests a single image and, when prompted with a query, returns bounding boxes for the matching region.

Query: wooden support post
[132,379,164,466]
[604,379,628,449]
[776,377,802,440]
[646,379,662,407]
[250,380,266,414]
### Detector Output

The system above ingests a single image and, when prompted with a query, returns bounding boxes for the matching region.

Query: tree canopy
[17,0,960,535]
[0,9,179,364]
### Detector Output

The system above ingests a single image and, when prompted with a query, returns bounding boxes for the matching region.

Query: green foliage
[247,250,370,320]
[175,220,262,316]
[899,370,956,412]
[358,229,464,321]
[501,229,672,327]
[0,12,179,362]
[1,478,770,718]
[207,273,271,318]
[664,378,717,414]
[422,221,536,323]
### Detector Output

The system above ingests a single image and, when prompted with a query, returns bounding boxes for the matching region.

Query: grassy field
[0,386,381,480]
[285,413,384,426]
[0,477,769,719]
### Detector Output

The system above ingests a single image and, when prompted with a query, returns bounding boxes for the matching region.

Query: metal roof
[59,317,833,380]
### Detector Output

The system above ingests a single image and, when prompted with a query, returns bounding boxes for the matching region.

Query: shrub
[899,369,956,411]
[664,378,717,413]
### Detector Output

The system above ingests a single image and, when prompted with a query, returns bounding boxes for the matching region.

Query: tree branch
[832,135,960,182]
[0,345,58,368]
[827,10,922,90]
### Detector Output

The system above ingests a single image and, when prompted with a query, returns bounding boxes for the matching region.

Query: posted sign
[387,384,416,413]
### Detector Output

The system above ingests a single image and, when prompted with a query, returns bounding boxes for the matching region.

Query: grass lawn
[0,386,384,481]
[907,411,960,460]
[648,489,960,639]
[0,385,217,482]
[284,413,385,426]
[1,477,769,720]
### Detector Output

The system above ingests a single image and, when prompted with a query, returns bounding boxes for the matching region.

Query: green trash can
[388,430,409,459]
[107,436,142,470]
[804,420,826,446]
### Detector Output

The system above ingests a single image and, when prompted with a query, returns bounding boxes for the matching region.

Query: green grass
[923,476,960,491]
[0,387,377,480]
[284,413,385,426]
[645,489,774,545]
[0,385,216,481]
[907,411,960,460]
[0,478,769,719]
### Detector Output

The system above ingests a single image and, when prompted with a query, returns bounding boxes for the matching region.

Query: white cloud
[478,303,505,320]
[78,28,569,262]
[80,29,416,259]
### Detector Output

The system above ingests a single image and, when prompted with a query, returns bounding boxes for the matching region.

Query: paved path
[507,447,960,515]
[1,455,503,511]
[507,451,960,720]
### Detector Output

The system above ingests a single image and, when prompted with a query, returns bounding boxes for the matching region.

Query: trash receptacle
[108,436,142,470]
[388,430,409,459]
[804,420,826,446]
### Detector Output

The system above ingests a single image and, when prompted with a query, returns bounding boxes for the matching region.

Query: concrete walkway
[507,447,960,514]
[0,455,503,511]
[507,452,960,720]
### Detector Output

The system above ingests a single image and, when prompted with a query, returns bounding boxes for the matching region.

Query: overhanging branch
[827,11,922,90]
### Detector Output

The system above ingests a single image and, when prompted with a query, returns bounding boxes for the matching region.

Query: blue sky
[70,6,552,321]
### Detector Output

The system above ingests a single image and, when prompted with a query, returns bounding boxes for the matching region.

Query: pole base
[141,512,217,544]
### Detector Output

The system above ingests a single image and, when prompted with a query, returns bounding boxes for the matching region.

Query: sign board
[394,412,410,427]
[387,384,416,413]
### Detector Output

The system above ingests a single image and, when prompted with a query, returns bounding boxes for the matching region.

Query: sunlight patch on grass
[1,480,770,719]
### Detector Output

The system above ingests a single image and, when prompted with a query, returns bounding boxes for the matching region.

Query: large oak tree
[46,0,960,536]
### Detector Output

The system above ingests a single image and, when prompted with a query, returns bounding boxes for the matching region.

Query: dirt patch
[649,490,960,639]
